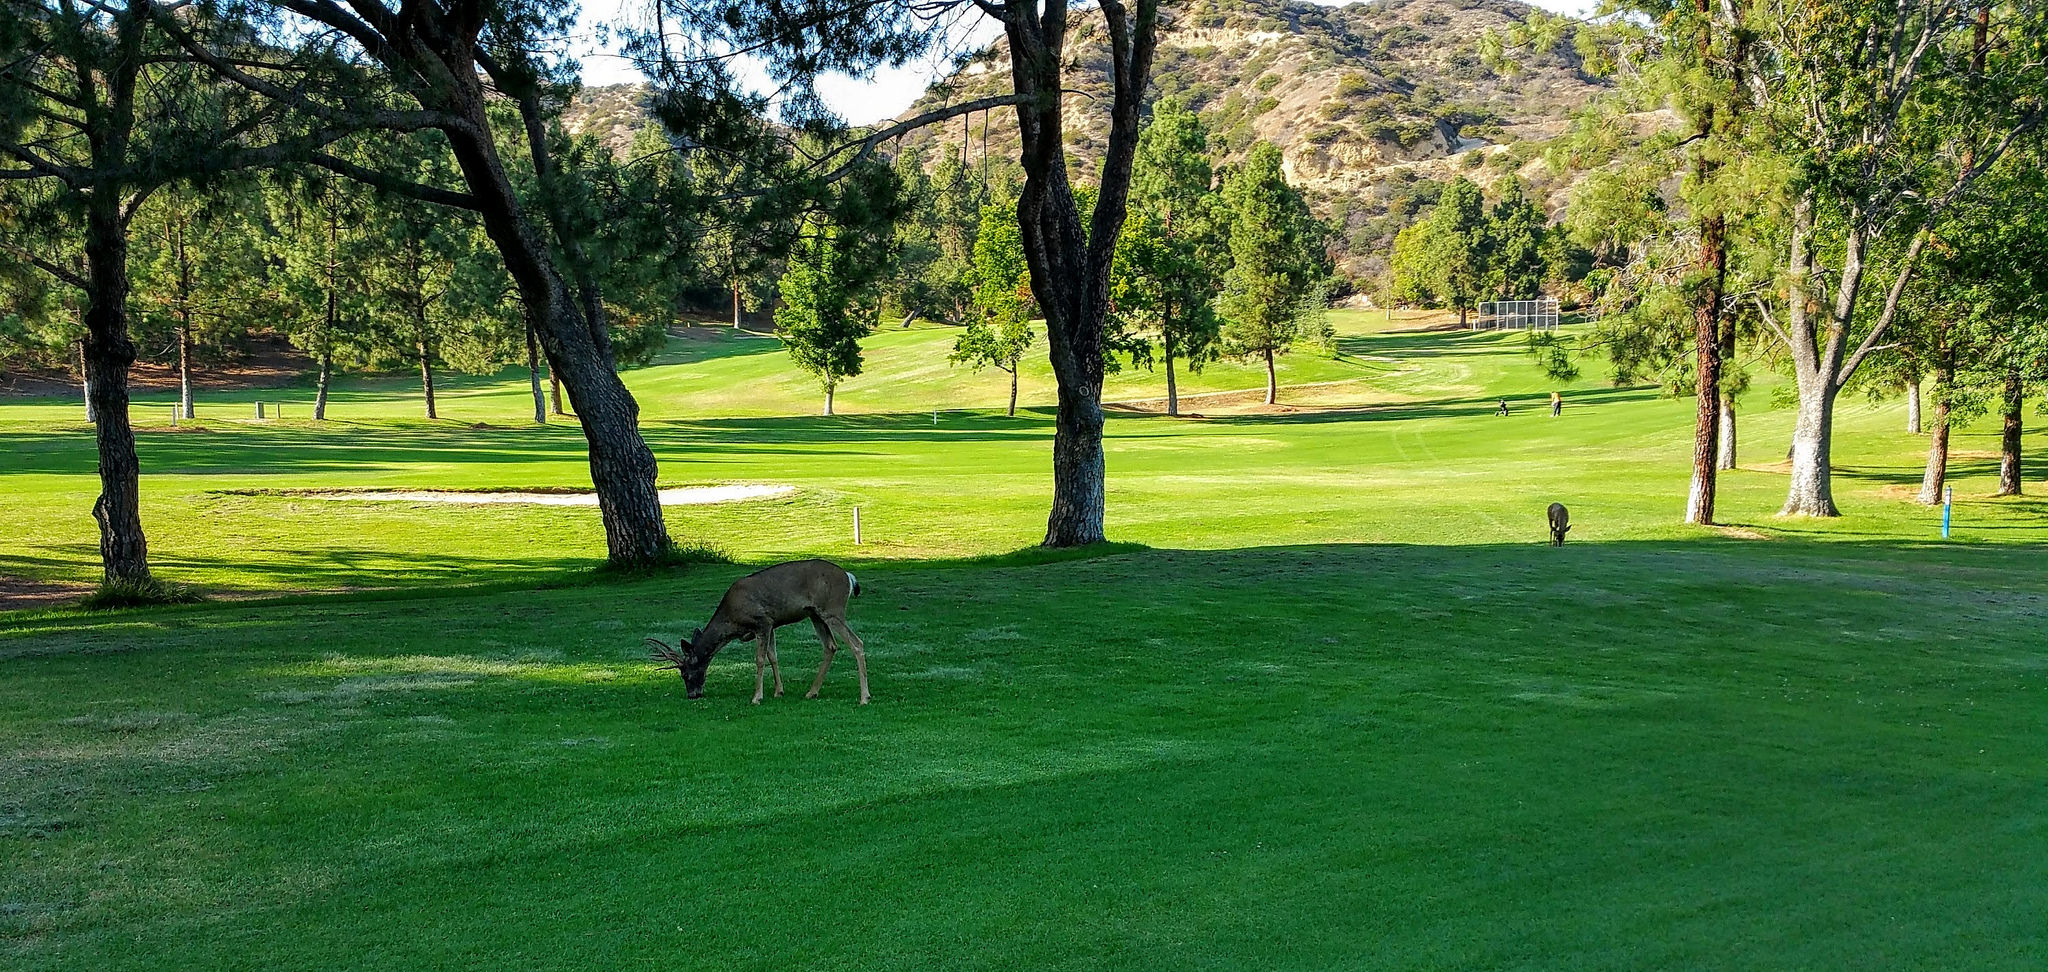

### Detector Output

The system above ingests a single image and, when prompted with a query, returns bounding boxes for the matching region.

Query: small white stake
[853,506,862,545]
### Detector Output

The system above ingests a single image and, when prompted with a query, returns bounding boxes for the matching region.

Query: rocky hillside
[566,0,1623,288]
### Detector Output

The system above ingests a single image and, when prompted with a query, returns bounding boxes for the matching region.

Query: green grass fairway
[4,311,2046,967]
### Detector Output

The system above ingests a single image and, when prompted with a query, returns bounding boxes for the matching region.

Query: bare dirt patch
[1,332,313,397]
[0,577,92,612]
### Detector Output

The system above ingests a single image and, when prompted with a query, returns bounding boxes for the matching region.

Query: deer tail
[846,570,861,597]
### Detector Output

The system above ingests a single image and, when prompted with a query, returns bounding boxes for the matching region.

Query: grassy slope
[3,311,2046,968]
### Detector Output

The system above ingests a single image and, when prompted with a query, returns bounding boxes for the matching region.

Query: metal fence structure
[1472,298,1561,331]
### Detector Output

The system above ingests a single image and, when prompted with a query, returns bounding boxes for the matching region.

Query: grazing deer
[646,559,869,705]
[1548,502,1571,546]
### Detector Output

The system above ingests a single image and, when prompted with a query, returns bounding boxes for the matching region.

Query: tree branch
[307,152,480,209]
[0,139,84,188]
[1,240,87,290]
[1842,229,1929,381]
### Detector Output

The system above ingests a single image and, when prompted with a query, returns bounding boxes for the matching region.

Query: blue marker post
[1942,485,1953,540]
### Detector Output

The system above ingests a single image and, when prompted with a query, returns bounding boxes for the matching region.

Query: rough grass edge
[595,541,735,578]
[78,578,207,611]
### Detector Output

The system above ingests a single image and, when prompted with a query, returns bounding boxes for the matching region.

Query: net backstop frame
[1472,298,1561,331]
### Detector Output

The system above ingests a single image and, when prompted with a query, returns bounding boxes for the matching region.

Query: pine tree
[1388,177,1488,326]
[1485,178,1546,301]
[951,199,1036,416]
[266,171,380,421]
[1218,143,1333,406]
[131,183,268,419]
[1112,98,1227,417]
[778,220,879,416]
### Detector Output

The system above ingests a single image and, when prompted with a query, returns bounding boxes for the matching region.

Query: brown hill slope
[565,0,1616,287]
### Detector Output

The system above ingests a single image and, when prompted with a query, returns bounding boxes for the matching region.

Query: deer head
[647,627,713,698]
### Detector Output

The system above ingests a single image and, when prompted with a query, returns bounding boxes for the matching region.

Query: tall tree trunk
[1918,371,1951,505]
[1684,211,1727,526]
[1008,365,1019,417]
[176,316,194,419]
[1907,379,1922,434]
[418,334,437,419]
[823,383,834,416]
[314,351,332,421]
[1001,0,1155,549]
[525,321,547,425]
[1263,347,1277,406]
[1459,305,1468,328]
[83,203,149,584]
[1045,381,1106,545]
[1998,368,2023,496]
[550,370,565,415]
[1782,380,1839,516]
[1163,330,1179,417]
[1718,395,1737,470]
[732,282,743,329]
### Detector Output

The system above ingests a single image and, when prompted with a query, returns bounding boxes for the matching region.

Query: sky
[570,0,1600,125]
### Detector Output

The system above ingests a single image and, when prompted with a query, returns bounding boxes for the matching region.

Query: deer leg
[752,638,767,705]
[825,617,869,705]
[806,615,837,699]
[763,626,784,698]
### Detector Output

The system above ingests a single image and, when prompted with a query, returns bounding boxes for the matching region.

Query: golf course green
[3,310,2043,968]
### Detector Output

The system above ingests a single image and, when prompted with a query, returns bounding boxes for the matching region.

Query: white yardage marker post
[853,506,862,545]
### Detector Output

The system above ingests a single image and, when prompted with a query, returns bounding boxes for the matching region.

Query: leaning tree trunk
[314,351,332,420]
[1907,379,1922,434]
[1998,369,2023,496]
[525,322,546,425]
[1263,348,1278,406]
[432,80,669,565]
[1782,379,1840,516]
[1918,376,1951,505]
[83,204,150,585]
[1008,365,1019,417]
[1718,395,1737,470]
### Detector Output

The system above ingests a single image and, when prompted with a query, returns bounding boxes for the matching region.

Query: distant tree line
[1528,0,2048,524]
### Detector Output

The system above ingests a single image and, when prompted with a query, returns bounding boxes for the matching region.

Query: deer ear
[690,626,704,643]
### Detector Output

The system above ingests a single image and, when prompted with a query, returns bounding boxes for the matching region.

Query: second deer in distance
[1548,503,1571,546]
[647,559,870,704]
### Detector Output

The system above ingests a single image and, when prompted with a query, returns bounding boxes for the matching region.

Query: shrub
[80,578,205,610]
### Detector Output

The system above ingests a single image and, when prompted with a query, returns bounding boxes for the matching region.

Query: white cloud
[569,0,1600,124]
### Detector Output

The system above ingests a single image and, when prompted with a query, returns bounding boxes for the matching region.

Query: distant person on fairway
[1496,398,1510,417]
[1550,391,1562,417]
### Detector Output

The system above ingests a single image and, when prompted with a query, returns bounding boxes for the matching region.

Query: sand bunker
[301,484,794,507]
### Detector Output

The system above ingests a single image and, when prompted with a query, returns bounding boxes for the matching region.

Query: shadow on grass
[10,535,2046,643]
